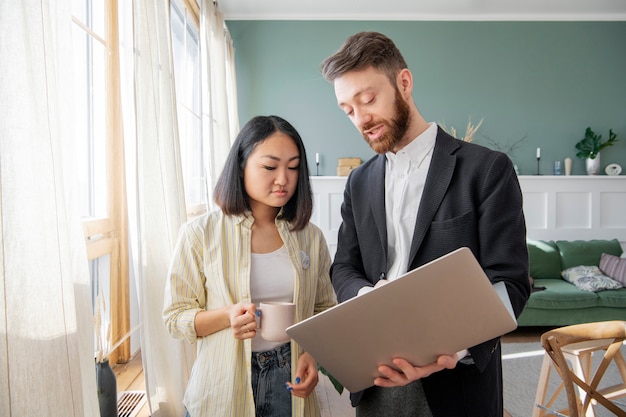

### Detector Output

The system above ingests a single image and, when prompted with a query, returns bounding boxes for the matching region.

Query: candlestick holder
[316,162,319,176]
[536,157,541,175]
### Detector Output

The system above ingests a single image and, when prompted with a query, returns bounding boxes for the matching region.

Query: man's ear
[397,68,413,97]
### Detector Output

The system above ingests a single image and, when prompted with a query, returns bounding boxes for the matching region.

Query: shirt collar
[385,122,437,165]
[236,208,287,228]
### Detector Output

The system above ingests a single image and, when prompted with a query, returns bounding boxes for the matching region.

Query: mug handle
[255,307,262,330]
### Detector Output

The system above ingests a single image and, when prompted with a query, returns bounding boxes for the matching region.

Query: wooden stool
[533,322,626,417]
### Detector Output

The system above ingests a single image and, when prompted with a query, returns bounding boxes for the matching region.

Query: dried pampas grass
[440,117,484,143]
[94,294,111,363]
[94,293,140,363]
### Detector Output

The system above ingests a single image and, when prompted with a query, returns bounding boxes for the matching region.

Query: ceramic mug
[257,301,296,343]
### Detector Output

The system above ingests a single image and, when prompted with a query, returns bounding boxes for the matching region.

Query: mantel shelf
[310,176,626,257]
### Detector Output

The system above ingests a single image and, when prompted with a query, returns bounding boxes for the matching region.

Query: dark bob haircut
[213,115,313,231]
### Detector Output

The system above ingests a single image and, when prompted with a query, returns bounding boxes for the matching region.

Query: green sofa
[517,239,626,327]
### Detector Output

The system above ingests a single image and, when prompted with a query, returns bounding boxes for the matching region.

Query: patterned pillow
[599,253,626,286]
[561,265,623,292]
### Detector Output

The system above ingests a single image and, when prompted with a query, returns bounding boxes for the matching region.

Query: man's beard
[361,90,411,154]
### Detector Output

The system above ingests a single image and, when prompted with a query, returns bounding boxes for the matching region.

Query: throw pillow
[561,265,623,292]
[527,240,561,279]
[599,253,626,286]
[556,239,623,271]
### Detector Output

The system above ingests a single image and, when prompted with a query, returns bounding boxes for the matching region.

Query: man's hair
[320,31,408,84]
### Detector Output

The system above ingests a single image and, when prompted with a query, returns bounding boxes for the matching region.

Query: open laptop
[286,247,517,393]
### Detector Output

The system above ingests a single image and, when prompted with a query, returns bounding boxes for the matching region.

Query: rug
[502,341,626,417]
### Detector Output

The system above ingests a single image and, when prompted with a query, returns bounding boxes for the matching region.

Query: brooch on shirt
[300,251,310,270]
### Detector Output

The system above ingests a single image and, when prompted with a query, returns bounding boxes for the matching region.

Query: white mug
[257,301,296,343]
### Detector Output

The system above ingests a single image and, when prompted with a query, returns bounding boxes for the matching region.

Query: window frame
[75,0,130,365]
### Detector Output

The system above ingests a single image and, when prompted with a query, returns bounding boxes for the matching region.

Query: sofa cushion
[556,239,623,270]
[561,265,623,292]
[526,279,599,309]
[599,253,626,286]
[527,240,561,280]
[596,287,626,307]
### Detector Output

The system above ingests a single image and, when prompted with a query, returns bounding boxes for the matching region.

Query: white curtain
[119,0,239,414]
[200,0,239,210]
[0,1,98,416]
[0,0,240,415]
[119,1,195,416]
[119,0,240,412]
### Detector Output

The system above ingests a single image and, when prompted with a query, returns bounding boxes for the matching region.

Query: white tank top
[250,245,294,352]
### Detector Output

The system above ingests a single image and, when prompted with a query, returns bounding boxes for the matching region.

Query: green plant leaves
[575,127,618,159]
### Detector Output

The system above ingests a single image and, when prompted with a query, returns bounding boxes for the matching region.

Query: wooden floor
[113,327,544,417]
[113,352,150,417]
[112,352,355,417]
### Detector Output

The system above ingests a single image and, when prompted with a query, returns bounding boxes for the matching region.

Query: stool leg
[615,349,626,383]
[567,351,596,417]
[533,354,553,417]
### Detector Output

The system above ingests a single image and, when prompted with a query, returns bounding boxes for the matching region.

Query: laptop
[286,247,517,392]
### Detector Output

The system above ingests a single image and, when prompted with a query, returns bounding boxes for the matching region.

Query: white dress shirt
[385,122,437,280]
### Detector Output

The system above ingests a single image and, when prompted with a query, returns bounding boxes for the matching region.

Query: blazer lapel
[368,155,388,261]
[408,131,458,263]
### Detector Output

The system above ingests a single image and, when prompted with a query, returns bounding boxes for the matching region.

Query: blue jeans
[252,343,292,417]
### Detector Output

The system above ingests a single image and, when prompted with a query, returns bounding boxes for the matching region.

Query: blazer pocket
[429,210,474,230]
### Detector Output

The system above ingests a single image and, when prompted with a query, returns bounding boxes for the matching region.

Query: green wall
[227,21,626,176]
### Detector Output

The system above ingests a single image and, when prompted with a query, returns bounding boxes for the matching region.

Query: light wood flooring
[113,353,354,417]
[114,327,545,416]
[113,351,150,417]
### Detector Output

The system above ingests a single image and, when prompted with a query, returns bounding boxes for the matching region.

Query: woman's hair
[321,31,408,85]
[213,115,313,231]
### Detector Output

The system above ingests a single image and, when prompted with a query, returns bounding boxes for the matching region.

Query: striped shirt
[163,210,337,417]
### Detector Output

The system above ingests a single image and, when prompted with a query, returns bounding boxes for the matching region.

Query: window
[171,0,207,216]
[71,0,205,364]
[72,0,130,364]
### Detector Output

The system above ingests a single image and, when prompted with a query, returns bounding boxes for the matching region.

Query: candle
[536,148,541,159]
[316,153,319,164]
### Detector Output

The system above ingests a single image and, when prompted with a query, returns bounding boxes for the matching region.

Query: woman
[163,115,337,417]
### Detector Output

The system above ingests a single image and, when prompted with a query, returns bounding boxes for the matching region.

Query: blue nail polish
[285,383,292,392]
[295,377,301,384]
[255,310,261,317]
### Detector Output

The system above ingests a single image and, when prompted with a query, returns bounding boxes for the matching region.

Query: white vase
[586,154,601,175]
[564,157,572,176]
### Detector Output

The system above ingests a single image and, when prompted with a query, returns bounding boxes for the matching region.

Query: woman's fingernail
[285,383,293,392]
[255,311,261,317]
[295,377,301,384]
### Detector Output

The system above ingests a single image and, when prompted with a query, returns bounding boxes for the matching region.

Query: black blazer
[330,128,530,417]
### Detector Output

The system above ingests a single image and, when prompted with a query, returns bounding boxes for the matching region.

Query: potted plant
[575,127,618,175]
[94,294,139,417]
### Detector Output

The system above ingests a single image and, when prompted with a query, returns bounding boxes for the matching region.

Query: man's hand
[374,353,459,387]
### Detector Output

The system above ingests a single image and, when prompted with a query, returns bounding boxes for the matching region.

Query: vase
[586,154,601,175]
[564,157,572,176]
[96,359,118,417]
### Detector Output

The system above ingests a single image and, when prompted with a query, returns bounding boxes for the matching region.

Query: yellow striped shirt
[163,210,337,417]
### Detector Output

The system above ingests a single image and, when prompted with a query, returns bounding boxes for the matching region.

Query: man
[321,31,530,417]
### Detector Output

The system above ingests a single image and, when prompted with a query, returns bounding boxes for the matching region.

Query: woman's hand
[227,302,258,340]
[286,352,319,398]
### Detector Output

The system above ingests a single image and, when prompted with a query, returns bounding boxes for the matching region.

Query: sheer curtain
[200,0,239,210]
[119,1,194,416]
[0,1,98,416]
[119,0,239,415]
[0,0,238,415]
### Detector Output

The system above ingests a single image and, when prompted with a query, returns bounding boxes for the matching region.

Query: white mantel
[310,175,626,257]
